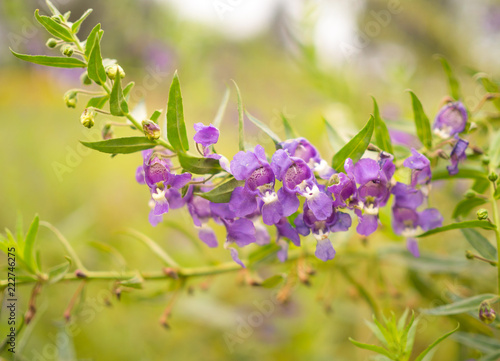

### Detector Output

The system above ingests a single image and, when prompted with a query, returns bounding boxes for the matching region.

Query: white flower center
[152,188,167,203]
[313,229,329,241]
[302,183,320,200]
[364,203,379,215]
[262,191,278,204]
[434,126,452,139]
[402,227,421,238]
[313,159,331,177]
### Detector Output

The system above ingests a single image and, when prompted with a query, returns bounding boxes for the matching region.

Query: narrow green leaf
[461,228,497,260]
[421,294,497,316]
[123,228,179,268]
[473,178,490,194]
[281,113,297,139]
[85,24,101,58]
[418,220,496,238]
[177,152,222,175]
[348,338,394,359]
[87,33,107,85]
[150,110,162,123]
[489,129,500,169]
[167,71,189,152]
[24,215,39,273]
[453,332,500,353]
[15,213,24,244]
[246,111,282,147]
[261,274,285,288]
[247,244,280,267]
[432,166,488,181]
[119,275,144,289]
[481,350,500,361]
[48,260,71,284]
[109,73,129,116]
[86,95,109,109]
[34,9,74,42]
[10,49,86,68]
[323,117,345,151]
[197,177,244,203]
[71,9,93,33]
[331,116,374,172]
[123,81,135,98]
[408,91,433,149]
[213,87,230,129]
[232,81,245,151]
[80,137,157,154]
[476,73,500,111]
[436,55,461,100]
[414,324,459,361]
[372,97,394,154]
[45,0,61,16]
[452,198,487,219]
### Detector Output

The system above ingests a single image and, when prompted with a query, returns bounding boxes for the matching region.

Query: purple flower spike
[447,138,469,176]
[403,149,432,187]
[193,123,219,148]
[433,101,468,139]
[280,138,334,179]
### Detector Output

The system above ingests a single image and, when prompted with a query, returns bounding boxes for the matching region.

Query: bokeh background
[1,0,500,360]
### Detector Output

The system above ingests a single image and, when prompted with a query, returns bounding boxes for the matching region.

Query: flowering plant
[3,1,500,359]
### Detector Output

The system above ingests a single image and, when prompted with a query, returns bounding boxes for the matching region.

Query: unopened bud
[479,301,496,324]
[80,72,92,85]
[102,124,113,140]
[75,269,87,278]
[477,209,489,221]
[46,38,58,48]
[465,250,475,260]
[489,172,498,182]
[465,190,477,199]
[61,44,73,57]
[63,90,77,108]
[80,109,96,129]
[436,149,450,160]
[162,267,178,279]
[106,64,125,80]
[52,15,62,23]
[142,120,161,140]
[483,156,491,166]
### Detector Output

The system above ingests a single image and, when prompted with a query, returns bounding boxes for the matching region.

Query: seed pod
[46,38,58,48]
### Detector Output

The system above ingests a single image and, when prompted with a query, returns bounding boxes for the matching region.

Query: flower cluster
[134,100,471,266]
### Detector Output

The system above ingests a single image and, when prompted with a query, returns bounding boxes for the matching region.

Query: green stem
[489,178,500,295]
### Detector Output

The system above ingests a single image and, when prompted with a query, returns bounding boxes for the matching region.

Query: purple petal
[148,209,162,227]
[447,138,469,176]
[230,150,260,180]
[226,218,256,247]
[271,149,293,180]
[391,182,424,209]
[198,227,218,248]
[315,238,336,261]
[293,214,310,236]
[353,158,381,185]
[170,173,192,189]
[255,222,270,246]
[389,129,421,148]
[210,202,236,220]
[153,200,169,216]
[229,247,246,268]
[277,239,289,262]
[330,212,352,232]
[306,191,333,221]
[433,102,467,138]
[261,198,283,226]
[356,214,379,236]
[193,123,220,147]
[229,187,258,217]
[136,166,146,184]
[277,188,300,217]
[407,238,420,258]
[418,208,443,231]
[276,218,300,246]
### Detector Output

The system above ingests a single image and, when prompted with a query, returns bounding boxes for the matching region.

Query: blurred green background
[1,0,500,360]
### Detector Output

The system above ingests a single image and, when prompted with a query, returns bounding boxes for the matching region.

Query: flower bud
[80,109,96,129]
[46,38,58,48]
[489,172,498,182]
[61,44,73,57]
[106,64,125,80]
[142,120,161,140]
[52,15,62,23]
[63,91,77,108]
[102,123,113,140]
[80,72,92,85]
[483,156,490,166]
[477,209,489,221]
[465,250,474,260]
[464,190,477,199]
[479,301,496,324]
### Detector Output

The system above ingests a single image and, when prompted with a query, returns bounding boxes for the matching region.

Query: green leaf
[461,228,497,260]
[150,110,162,123]
[476,73,500,111]
[418,220,496,238]
[34,9,74,42]
[232,81,245,151]
[348,338,393,359]
[408,91,433,149]
[481,350,500,361]
[436,55,461,101]
[323,117,345,151]
[489,129,500,169]
[45,0,61,16]
[331,116,374,172]
[281,113,297,139]
[24,215,39,273]
[213,87,230,129]
[10,49,86,68]
[48,260,71,284]
[166,71,189,152]
[261,274,285,288]
[80,137,157,154]
[452,198,487,219]
[71,9,93,34]
[372,97,394,154]
[432,166,488,181]
[119,275,144,289]
[178,152,222,175]
[86,95,109,109]
[85,24,101,59]
[453,332,500,353]
[473,178,490,194]
[123,81,135,98]
[197,177,244,203]
[246,111,282,147]
[87,32,107,85]
[421,294,497,316]
[109,73,129,116]
[414,324,459,361]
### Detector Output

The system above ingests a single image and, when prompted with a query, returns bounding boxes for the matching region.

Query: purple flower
[447,138,469,176]
[229,145,283,225]
[274,217,300,262]
[403,148,432,187]
[193,123,220,148]
[222,217,257,268]
[280,138,334,179]
[433,101,468,139]
[271,149,333,221]
[328,159,358,208]
[187,195,218,248]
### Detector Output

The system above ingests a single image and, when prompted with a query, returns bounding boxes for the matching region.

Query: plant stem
[489,177,500,295]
